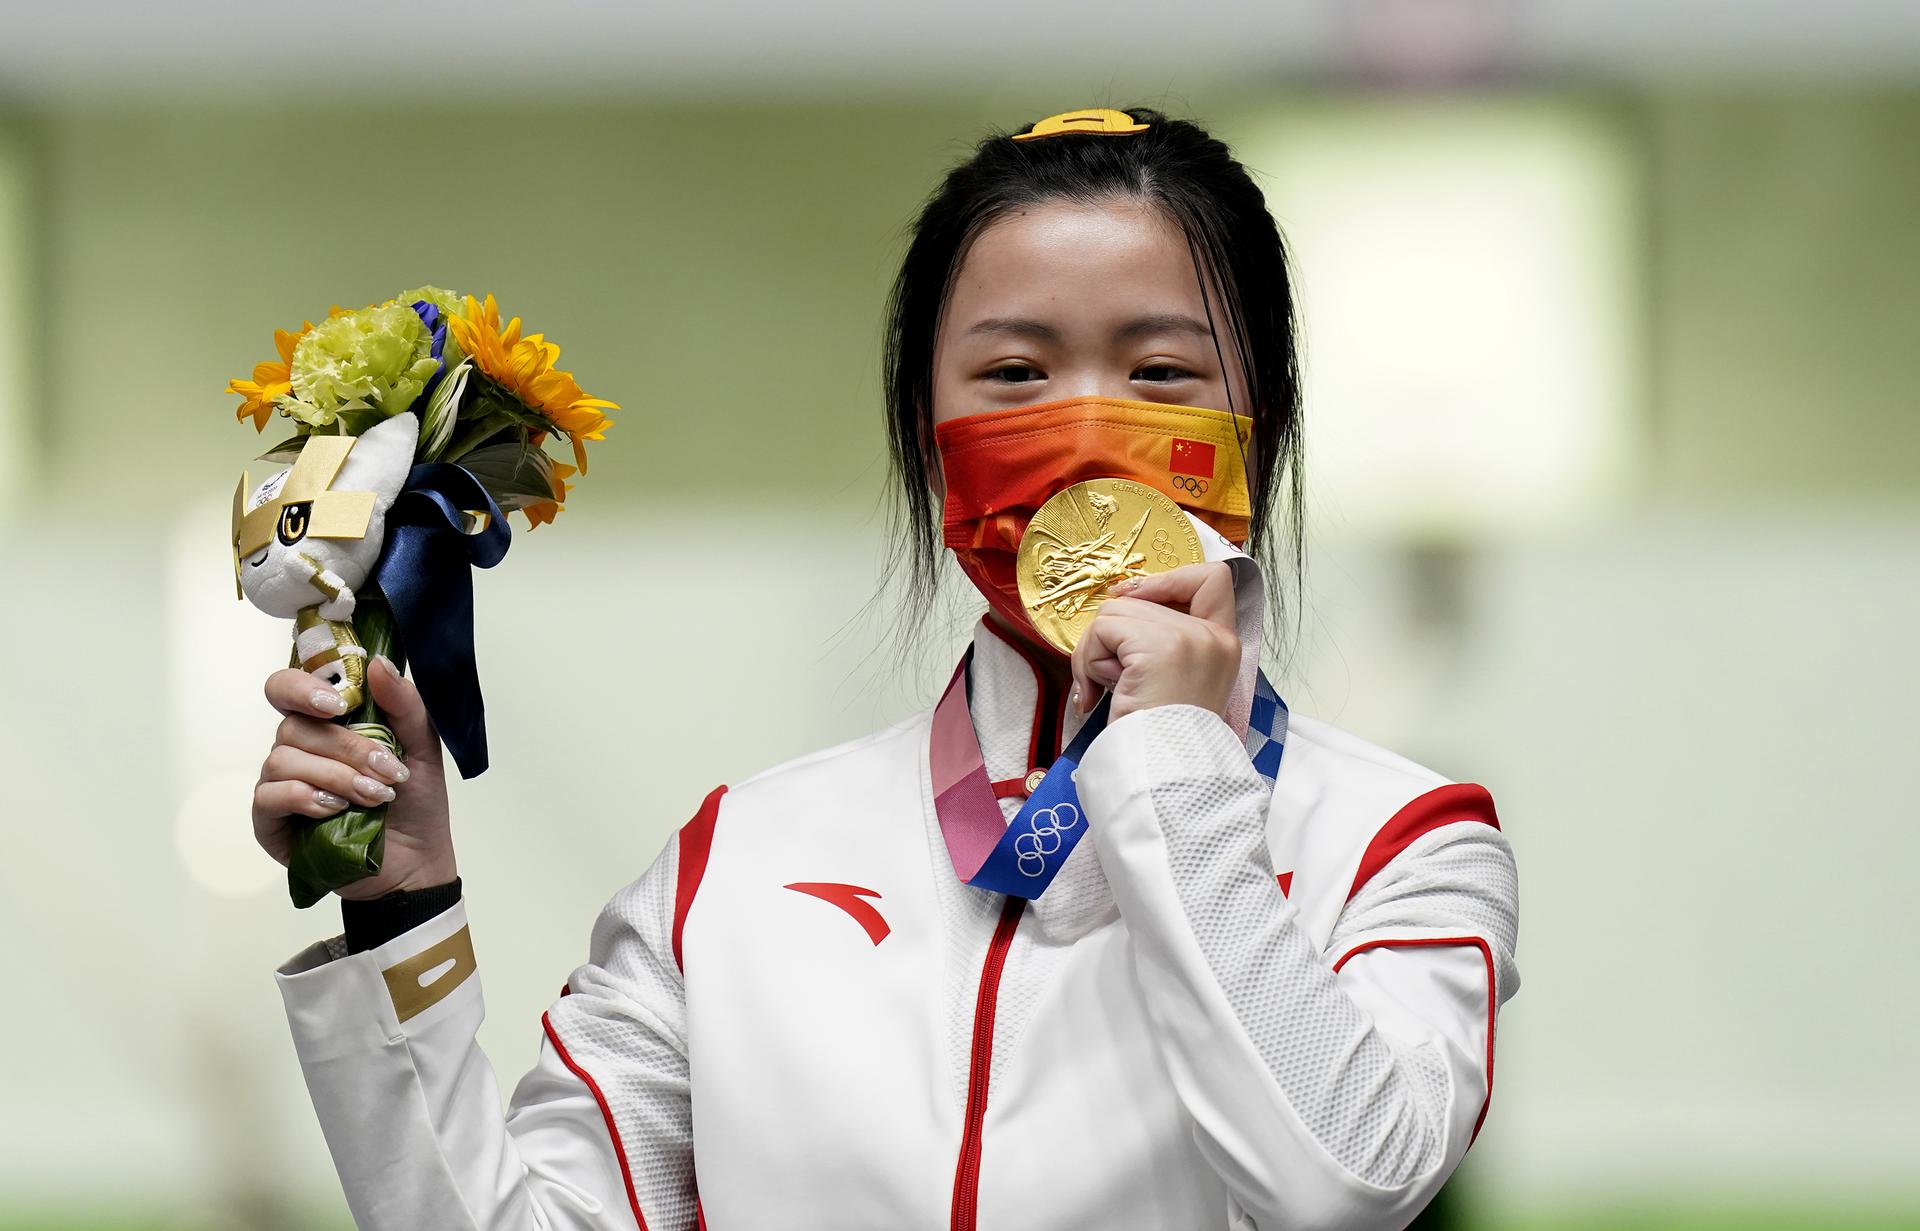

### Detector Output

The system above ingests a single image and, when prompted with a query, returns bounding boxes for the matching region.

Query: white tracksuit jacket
[275,617,1521,1230]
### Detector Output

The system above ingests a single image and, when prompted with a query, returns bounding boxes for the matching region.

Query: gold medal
[1016,478,1204,654]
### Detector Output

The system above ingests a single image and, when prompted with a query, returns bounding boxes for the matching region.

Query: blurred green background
[0,3,1915,1229]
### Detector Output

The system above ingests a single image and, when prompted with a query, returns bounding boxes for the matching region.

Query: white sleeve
[274,833,695,1231]
[1076,705,1520,1231]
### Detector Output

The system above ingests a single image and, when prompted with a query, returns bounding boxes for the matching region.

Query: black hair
[879,105,1305,655]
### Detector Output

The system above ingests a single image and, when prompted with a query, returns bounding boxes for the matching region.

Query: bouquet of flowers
[228,286,616,907]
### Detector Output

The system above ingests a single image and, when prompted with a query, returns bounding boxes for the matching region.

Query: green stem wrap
[286,597,405,909]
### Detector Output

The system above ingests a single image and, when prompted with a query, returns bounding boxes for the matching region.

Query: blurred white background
[0,2,1915,1228]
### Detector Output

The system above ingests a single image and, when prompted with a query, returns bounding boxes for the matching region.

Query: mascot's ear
[332,412,420,507]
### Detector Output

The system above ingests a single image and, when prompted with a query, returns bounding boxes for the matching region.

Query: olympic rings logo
[1151,528,1178,567]
[1171,475,1209,495]
[1013,803,1081,878]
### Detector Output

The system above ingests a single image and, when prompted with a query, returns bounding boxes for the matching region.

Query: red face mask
[934,395,1254,649]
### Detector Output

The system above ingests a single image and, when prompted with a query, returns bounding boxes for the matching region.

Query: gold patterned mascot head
[232,411,419,621]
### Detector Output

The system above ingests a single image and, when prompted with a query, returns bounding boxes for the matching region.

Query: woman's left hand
[1070,562,1241,722]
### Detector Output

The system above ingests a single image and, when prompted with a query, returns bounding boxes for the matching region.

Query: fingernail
[314,789,348,810]
[311,689,347,715]
[353,774,397,803]
[374,655,398,677]
[368,747,409,783]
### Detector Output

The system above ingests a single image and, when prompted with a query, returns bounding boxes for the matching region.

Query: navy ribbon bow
[373,462,511,779]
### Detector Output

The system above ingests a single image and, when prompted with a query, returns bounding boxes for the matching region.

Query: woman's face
[929,196,1251,432]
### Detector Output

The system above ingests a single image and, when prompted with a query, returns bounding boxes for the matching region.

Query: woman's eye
[987,364,1041,384]
[1134,365,1193,383]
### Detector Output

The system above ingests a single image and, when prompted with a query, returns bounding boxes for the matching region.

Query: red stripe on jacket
[1348,783,1498,903]
[1333,936,1500,1143]
[673,785,729,971]
[544,783,727,1227]
[541,1009,652,1230]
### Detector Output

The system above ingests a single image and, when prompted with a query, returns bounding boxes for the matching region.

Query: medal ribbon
[931,511,1290,898]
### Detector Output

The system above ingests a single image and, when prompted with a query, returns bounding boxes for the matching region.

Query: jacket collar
[961,616,1115,937]
[966,617,1089,804]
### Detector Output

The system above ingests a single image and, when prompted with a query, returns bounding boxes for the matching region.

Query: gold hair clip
[1013,108,1151,142]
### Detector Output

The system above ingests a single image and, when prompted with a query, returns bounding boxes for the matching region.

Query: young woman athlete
[258,106,1520,1231]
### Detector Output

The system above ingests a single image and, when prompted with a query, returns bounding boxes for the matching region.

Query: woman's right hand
[252,655,457,901]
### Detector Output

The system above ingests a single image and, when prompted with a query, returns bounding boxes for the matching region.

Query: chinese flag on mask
[1170,438,1216,478]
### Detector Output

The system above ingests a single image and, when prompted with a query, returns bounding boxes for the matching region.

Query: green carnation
[284,302,442,426]
[395,284,463,319]
[394,284,468,369]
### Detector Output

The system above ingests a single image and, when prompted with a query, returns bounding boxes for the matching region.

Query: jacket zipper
[949,894,1027,1231]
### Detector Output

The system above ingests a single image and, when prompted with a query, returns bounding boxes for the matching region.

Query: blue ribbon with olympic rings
[929,507,1288,899]
[963,692,1114,897]
[945,665,1287,900]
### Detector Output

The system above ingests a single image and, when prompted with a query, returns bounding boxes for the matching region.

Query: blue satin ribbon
[965,694,1112,898]
[964,672,1289,900]
[373,463,511,780]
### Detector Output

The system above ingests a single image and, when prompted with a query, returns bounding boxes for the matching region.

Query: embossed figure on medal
[1015,478,1204,653]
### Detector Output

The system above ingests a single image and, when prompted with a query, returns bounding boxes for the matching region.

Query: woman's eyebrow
[964,314,1213,343]
[967,317,1060,342]
[1114,313,1213,342]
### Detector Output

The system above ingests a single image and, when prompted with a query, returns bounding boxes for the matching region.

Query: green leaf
[441,410,518,464]
[419,358,472,462]
[332,408,385,437]
[459,441,559,511]
[463,371,566,437]
[257,434,310,464]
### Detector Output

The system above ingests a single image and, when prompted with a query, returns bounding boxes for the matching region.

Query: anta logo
[1170,438,1216,480]
[784,882,891,946]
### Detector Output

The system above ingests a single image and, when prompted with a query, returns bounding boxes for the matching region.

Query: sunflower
[226,323,312,432]
[447,294,616,474]
[522,458,578,529]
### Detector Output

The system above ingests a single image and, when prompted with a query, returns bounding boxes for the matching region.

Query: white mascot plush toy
[231,411,420,711]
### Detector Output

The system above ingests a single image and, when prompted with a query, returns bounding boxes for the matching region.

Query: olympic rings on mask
[1171,475,1209,495]
[1013,803,1081,878]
